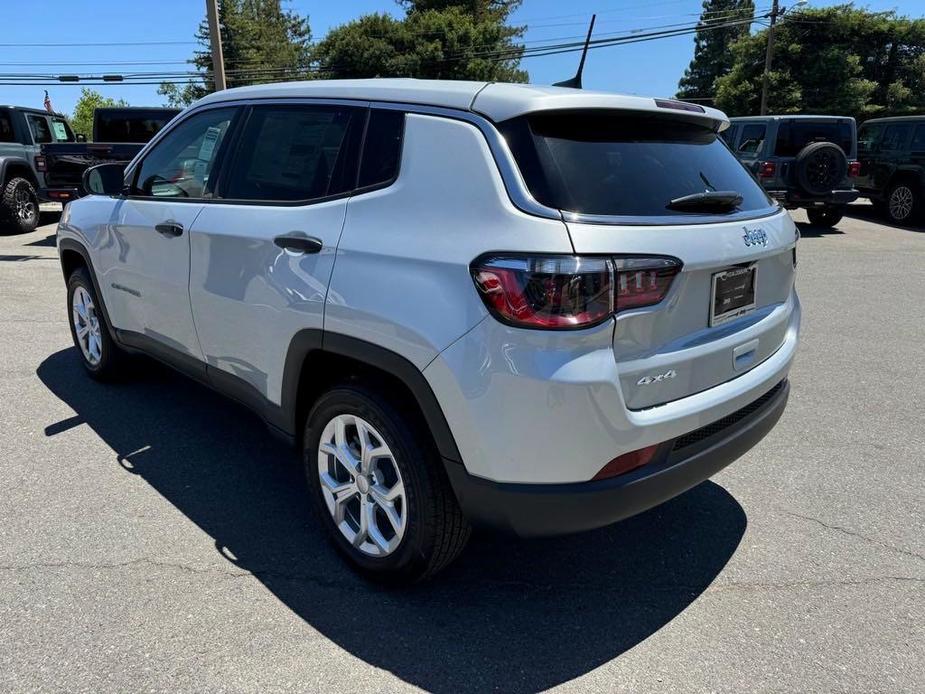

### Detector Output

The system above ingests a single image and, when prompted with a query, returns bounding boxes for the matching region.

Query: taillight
[613,257,681,312]
[848,160,861,177]
[34,155,46,172]
[470,254,680,330]
[758,161,776,178]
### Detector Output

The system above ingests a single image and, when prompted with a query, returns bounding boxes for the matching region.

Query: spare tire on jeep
[794,142,848,196]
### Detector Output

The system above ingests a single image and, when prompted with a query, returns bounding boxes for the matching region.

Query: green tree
[315,1,527,82]
[677,1,755,102]
[70,88,128,141]
[159,0,312,108]
[714,5,924,120]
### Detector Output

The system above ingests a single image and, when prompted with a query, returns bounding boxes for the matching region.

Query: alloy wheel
[14,186,35,222]
[317,414,407,557]
[889,185,914,221]
[72,286,103,365]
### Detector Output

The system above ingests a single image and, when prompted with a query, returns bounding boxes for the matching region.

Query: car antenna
[553,14,596,89]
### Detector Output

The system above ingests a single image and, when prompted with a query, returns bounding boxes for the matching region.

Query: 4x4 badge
[743,227,768,247]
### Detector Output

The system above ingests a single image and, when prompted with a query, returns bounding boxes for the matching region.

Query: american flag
[43,90,53,113]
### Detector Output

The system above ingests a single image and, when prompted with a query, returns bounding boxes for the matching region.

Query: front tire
[806,206,843,228]
[66,267,126,380]
[886,181,922,224]
[0,177,39,235]
[304,385,470,584]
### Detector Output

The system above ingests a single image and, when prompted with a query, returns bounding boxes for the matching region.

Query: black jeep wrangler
[725,115,859,227]
[855,116,925,225]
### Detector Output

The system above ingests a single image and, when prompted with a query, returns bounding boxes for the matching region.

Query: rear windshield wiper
[666,190,743,212]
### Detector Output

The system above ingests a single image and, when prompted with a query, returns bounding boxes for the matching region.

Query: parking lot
[0,206,922,692]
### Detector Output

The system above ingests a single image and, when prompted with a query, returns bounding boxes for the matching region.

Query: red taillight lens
[613,257,681,312]
[848,160,861,177]
[593,444,661,480]
[758,161,776,178]
[471,255,681,330]
[34,155,46,172]
[471,255,613,329]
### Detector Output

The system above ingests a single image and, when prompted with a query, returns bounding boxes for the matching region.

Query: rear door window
[26,115,52,144]
[881,123,913,151]
[858,123,884,152]
[737,124,766,155]
[500,111,772,218]
[222,104,362,202]
[774,121,853,156]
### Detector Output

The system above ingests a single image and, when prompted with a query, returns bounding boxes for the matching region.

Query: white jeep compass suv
[58,79,800,583]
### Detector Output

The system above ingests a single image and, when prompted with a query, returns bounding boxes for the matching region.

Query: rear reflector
[593,444,661,480]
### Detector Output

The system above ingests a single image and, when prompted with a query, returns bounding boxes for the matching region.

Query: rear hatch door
[499,109,797,409]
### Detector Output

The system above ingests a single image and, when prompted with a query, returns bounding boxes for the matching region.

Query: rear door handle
[155,222,183,238]
[274,234,323,254]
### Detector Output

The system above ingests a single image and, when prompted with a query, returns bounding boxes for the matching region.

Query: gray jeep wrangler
[726,115,859,227]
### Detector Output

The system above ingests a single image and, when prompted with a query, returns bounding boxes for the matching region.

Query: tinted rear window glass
[95,109,178,143]
[224,105,359,202]
[358,110,404,188]
[501,111,771,217]
[774,121,852,156]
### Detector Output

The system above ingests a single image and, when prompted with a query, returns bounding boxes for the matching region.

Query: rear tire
[0,177,39,235]
[885,181,922,224]
[66,267,127,381]
[806,206,843,228]
[304,385,470,584]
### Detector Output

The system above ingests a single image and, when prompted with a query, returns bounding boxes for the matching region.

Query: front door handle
[155,222,184,238]
[274,234,323,254]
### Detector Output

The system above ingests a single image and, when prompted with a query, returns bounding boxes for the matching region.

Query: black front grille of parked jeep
[671,380,785,452]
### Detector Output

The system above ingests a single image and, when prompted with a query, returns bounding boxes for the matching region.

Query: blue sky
[0,0,917,117]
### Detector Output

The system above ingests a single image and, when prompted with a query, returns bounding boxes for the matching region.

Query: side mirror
[83,162,127,196]
[75,133,87,143]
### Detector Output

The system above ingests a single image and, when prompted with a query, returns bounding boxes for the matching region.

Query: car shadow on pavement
[842,203,923,233]
[38,348,747,693]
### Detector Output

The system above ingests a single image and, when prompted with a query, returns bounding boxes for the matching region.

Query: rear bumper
[38,187,80,203]
[767,188,859,207]
[447,379,789,537]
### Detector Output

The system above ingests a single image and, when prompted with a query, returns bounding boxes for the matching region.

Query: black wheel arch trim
[280,330,463,463]
[57,237,118,343]
[0,156,40,188]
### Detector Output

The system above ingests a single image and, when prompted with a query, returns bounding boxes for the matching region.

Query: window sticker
[198,126,223,162]
[51,120,68,140]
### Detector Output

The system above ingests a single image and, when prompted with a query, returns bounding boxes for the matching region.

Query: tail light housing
[34,155,46,172]
[758,161,776,178]
[471,254,681,330]
[848,160,861,178]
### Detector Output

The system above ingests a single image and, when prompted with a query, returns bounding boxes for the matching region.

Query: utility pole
[759,0,780,116]
[205,0,226,92]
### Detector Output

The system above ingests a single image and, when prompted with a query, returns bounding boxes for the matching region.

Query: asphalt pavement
[0,205,922,693]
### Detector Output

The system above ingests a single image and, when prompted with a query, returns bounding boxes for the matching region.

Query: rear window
[95,109,178,143]
[774,121,852,157]
[500,111,772,218]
